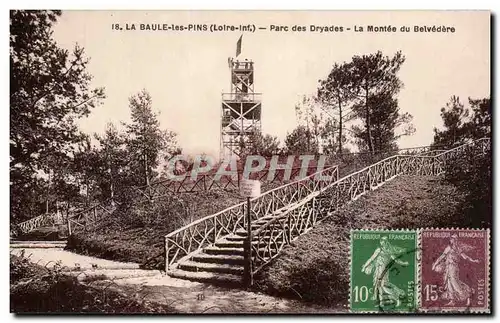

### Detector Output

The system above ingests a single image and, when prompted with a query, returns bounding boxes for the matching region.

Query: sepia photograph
[9,10,491,314]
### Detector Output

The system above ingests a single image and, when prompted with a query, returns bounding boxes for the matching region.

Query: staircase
[168,215,278,285]
[165,138,491,286]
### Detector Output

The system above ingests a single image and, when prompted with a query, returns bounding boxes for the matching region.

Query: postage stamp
[350,229,417,312]
[419,228,490,313]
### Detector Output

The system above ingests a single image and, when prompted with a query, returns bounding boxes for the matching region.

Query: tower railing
[222,92,262,102]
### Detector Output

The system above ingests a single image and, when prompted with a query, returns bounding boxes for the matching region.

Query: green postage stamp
[350,229,418,312]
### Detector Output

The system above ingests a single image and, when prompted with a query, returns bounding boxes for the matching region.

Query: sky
[51,10,490,158]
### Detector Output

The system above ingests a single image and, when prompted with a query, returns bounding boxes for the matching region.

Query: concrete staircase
[168,215,277,285]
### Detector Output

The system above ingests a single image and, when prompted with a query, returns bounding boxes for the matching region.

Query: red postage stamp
[419,228,490,313]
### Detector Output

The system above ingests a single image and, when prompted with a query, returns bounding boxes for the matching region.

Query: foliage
[317,62,356,153]
[352,93,415,152]
[10,10,105,222]
[284,125,319,155]
[124,89,179,187]
[433,96,491,146]
[240,131,281,158]
[443,150,491,227]
[433,96,471,147]
[93,123,131,202]
[349,51,409,152]
[433,96,491,227]
[292,51,413,156]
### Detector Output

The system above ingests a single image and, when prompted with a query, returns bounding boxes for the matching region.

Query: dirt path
[95,275,346,313]
[10,247,140,271]
[11,246,345,313]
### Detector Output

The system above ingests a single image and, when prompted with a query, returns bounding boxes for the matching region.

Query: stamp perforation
[418,227,490,314]
[349,228,418,313]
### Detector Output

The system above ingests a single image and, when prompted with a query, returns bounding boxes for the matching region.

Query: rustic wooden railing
[135,165,335,199]
[164,164,340,271]
[16,212,59,234]
[66,199,119,235]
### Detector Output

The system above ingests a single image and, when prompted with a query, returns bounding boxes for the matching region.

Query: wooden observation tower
[220,57,262,161]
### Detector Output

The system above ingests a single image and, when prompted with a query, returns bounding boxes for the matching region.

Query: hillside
[66,189,244,269]
[253,175,473,306]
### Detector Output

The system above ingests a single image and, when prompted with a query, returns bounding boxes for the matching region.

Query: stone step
[191,253,245,265]
[214,238,269,248]
[214,239,243,248]
[179,260,244,275]
[70,269,161,282]
[204,245,280,257]
[168,268,242,286]
[235,228,277,237]
[204,246,244,256]
[10,240,66,245]
[10,241,67,248]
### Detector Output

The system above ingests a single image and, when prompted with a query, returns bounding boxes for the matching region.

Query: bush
[443,148,491,227]
[66,190,243,270]
[10,254,175,313]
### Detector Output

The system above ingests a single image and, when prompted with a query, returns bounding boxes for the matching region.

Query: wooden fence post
[67,219,72,236]
[243,197,253,287]
[165,237,169,272]
[213,217,217,242]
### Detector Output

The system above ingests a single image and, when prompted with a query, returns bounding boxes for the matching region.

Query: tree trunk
[46,170,51,214]
[338,96,343,154]
[107,152,115,205]
[365,86,375,154]
[85,176,90,207]
[109,171,115,205]
[144,152,150,187]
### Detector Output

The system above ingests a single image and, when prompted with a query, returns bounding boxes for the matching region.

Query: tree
[284,126,319,155]
[467,98,491,139]
[317,62,356,153]
[70,135,96,207]
[433,96,470,147]
[434,96,491,227]
[124,89,179,187]
[350,51,406,153]
[92,123,131,202]
[294,96,323,153]
[240,132,281,158]
[433,96,491,147]
[10,10,105,221]
[352,93,415,152]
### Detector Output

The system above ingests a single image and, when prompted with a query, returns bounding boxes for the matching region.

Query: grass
[253,175,474,306]
[10,254,176,313]
[66,189,244,270]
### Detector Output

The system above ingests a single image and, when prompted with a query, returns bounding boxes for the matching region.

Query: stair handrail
[164,164,339,270]
[165,164,339,239]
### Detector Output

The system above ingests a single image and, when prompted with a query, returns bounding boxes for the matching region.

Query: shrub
[443,148,491,227]
[10,254,175,313]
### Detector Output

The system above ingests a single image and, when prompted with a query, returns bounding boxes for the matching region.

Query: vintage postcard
[10,10,491,314]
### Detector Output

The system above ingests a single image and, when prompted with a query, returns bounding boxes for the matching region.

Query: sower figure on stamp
[361,236,409,305]
[432,234,480,307]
